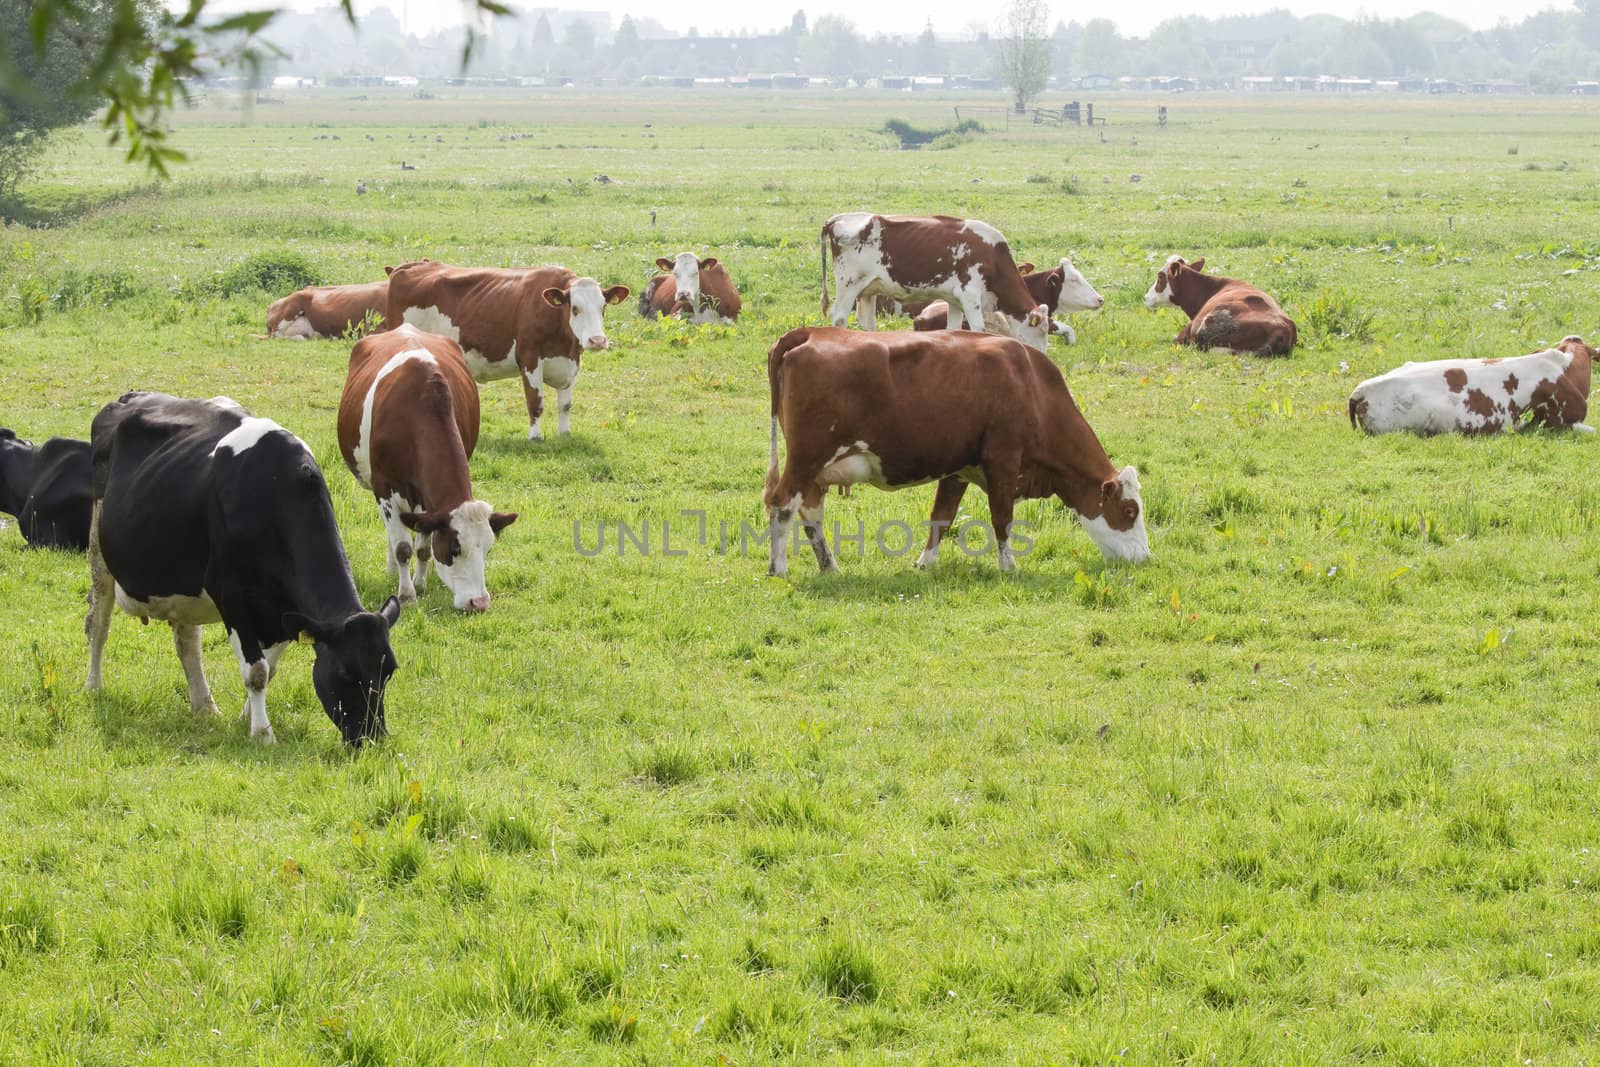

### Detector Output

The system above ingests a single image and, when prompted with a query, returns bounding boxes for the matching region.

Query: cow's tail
[766,328,813,498]
[819,223,830,322]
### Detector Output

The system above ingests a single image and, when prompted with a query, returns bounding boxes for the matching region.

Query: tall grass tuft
[1302,292,1376,342]
[810,936,881,1002]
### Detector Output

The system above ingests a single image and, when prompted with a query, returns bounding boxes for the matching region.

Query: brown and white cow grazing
[338,324,517,611]
[914,258,1105,343]
[385,261,629,441]
[763,327,1150,576]
[821,213,1049,349]
[638,253,742,324]
[1348,336,1594,436]
[1143,256,1296,356]
[267,281,389,340]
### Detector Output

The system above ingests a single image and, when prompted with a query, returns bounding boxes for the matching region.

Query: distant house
[773,74,807,89]
[272,75,317,89]
[1569,80,1600,95]
[880,76,911,90]
[1429,79,1464,94]
[1335,78,1375,92]
[1240,76,1282,92]
[1078,73,1113,90]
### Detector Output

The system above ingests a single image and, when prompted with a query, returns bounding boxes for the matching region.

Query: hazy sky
[197,0,1580,39]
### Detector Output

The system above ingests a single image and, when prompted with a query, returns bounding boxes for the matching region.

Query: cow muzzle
[583,335,609,351]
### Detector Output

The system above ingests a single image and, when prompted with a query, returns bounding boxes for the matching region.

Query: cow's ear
[542,287,569,308]
[698,256,719,271]
[378,596,402,627]
[655,257,674,271]
[1189,257,1205,272]
[603,285,631,305]
[282,612,338,644]
[399,510,446,534]
[1101,477,1123,502]
[489,511,519,535]
[384,265,395,276]
[1017,261,1034,275]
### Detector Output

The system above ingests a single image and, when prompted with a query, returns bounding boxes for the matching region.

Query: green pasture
[2,90,1600,1063]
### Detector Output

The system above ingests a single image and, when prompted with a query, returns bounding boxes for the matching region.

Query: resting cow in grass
[386,260,630,441]
[1143,256,1296,356]
[763,327,1150,576]
[0,429,92,550]
[267,281,389,340]
[821,213,1049,349]
[86,392,402,746]
[1349,336,1594,435]
[338,324,517,612]
[914,258,1105,343]
[638,253,742,324]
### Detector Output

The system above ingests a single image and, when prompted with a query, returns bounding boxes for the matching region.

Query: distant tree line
[253,5,1600,90]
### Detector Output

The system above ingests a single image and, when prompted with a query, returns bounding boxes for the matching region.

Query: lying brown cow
[1143,256,1296,356]
[385,260,629,441]
[267,282,388,340]
[1348,336,1595,435]
[638,253,742,324]
[914,258,1104,343]
[337,324,517,611]
[763,327,1150,576]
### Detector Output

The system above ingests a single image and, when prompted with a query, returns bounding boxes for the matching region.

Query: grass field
[3,89,1600,1063]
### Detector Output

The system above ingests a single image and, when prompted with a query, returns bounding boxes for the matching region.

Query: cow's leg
[85,504,114,691]
[229,631,280,744]
[855,296,878,332]
[957,297,986,335]
[414,536,432,595]
[171,623,217,715]
[520,360,545,442]
[380,497,417,602]
[917,477,969,569]
[1054,319,1077,344]
[829,279,866,328]
[799,484,837,573]
[982,460,1021,572]
[556,381,576,435]
[766,489,802,578]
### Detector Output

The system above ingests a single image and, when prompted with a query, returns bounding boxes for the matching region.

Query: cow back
[387,261,577,366]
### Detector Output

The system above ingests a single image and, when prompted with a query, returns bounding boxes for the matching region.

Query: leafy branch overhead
[2,0,511,180]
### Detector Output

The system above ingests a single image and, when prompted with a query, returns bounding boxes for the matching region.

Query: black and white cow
[86,392,402,745]
[0,429,92,550]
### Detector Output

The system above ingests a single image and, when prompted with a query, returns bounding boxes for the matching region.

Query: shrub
[211,251,321,297]
[1301,292,1376,342]
[882,117,984,149]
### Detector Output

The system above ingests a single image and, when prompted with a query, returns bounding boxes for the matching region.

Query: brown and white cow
[337,324,517,611]
[267,282,389,340]
[820,213,1050,349]
[1143,256,1296,356]
[763,327,1150,576]
[1348,336,1595,436]
[638,253,742,324]
[385,261,629,441]
[914,258,1105,343]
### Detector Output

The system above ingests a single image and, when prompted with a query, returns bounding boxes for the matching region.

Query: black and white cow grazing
[86,392,403,746]
[0,429,93,550]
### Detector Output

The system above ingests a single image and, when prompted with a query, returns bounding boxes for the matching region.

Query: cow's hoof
[399,588,418,604]
[767,566,786,578]
[193,700,220,717]
[251,726,277,745]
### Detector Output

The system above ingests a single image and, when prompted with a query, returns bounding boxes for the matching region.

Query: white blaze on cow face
[1056,259,1105,312]
[1077,466,1152,563]
[355,348,437,487]
[995,305,1051,351]
[431,500,499,613]
[1144,255,1186,309]
[552,277,613,351]
[669,252,702,313]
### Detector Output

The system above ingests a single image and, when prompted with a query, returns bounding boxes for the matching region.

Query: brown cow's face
[544,278,631,350]
[1144,256,1187,309]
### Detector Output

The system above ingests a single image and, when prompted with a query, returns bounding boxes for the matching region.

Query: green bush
[211,251,322,297]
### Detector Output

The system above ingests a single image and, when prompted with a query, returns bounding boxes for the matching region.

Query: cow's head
[1558,335,1597,361]
[544,277,630,351]
[0,428,35,516]
[285,596,403,746]
[266,292,312,339]
[1144,255,1202,309]
[997,303,1051,351]
[1055,258,1105,312]
[400,500,517,612]
[1078,466,1151,563]
[657,252,716,314]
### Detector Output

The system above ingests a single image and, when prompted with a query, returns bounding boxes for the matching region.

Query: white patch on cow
[464,338,516,383]
[381,491,419,601]
[567,277,611,351]
[542,356,578,390]
[354,348,437,487]
[828,212,877,242]
[961,219,1004,246]
[229,631,287,744]
[432,500,497,612]
[670,252,702,316]
[211,417,310,458]
[997,541,1016,572]
[1056,259,1105,312]
[114,584,221,626]
[993,308,1049,351]
[1076,466,1151,563]
[915,544,940,569]
[768,491,803,577]
[1350,349,1576,435]
[402,305,460,341]
[272,315,316,340]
